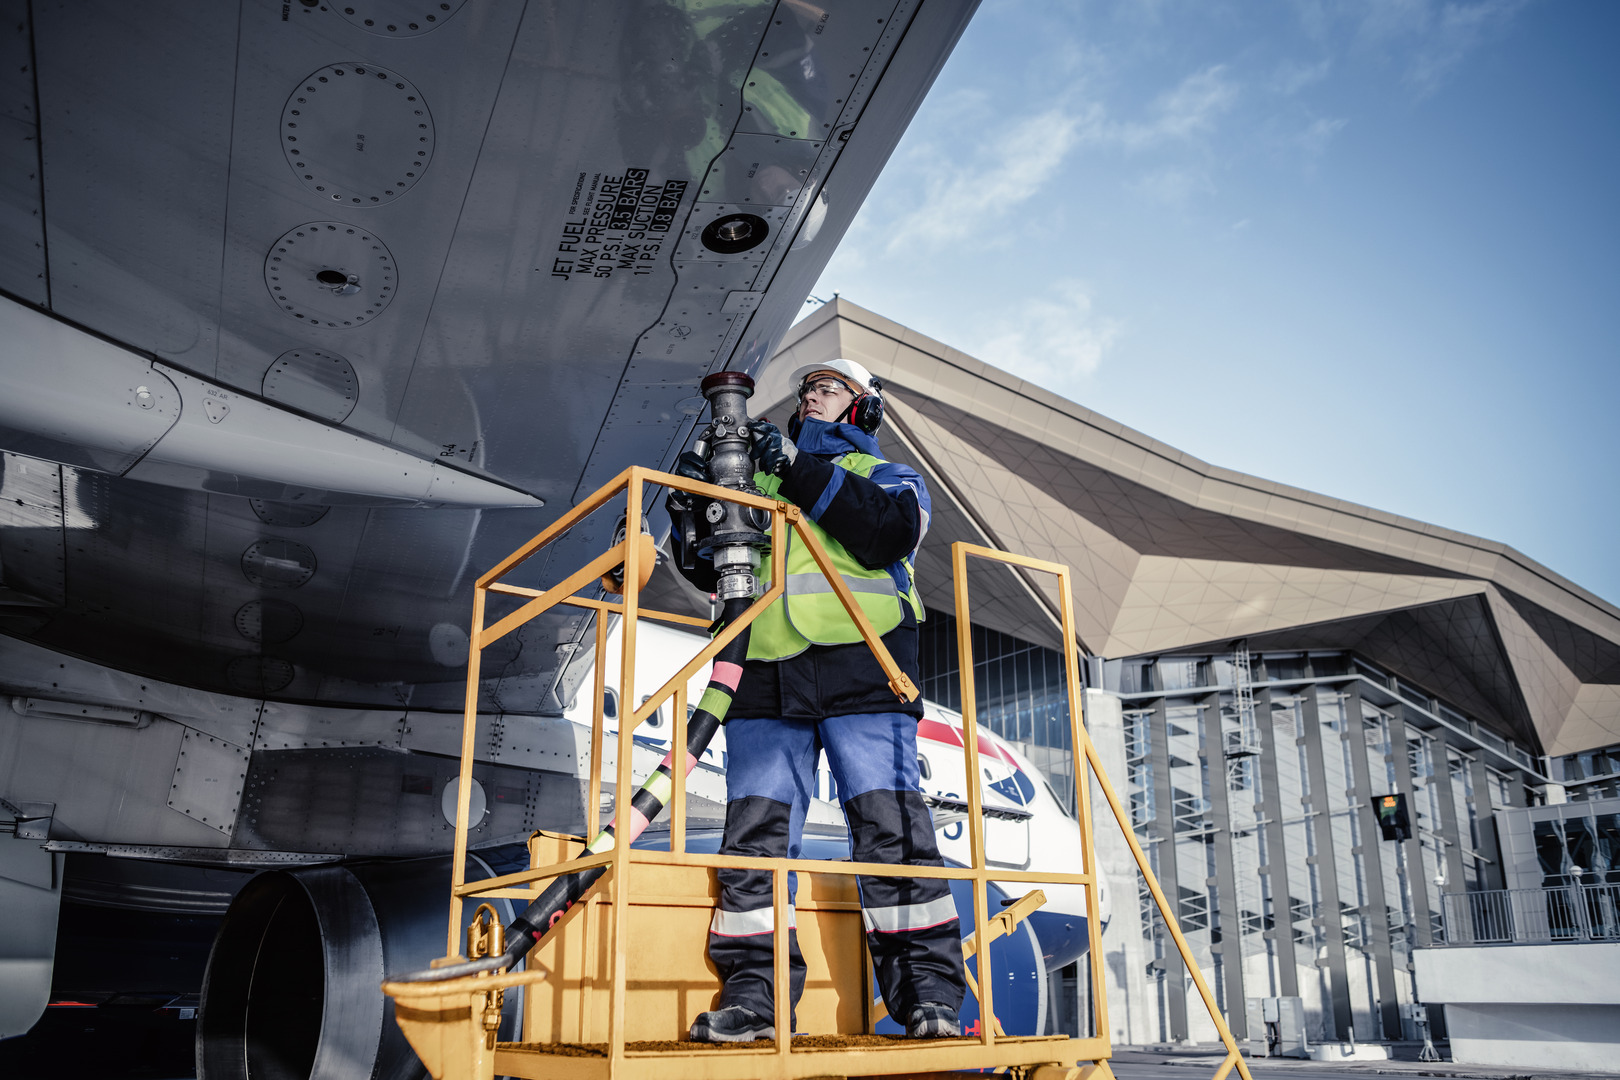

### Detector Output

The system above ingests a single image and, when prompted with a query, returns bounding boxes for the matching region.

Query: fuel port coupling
[692,372,769,601]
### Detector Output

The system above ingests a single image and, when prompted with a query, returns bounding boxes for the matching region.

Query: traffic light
[1372,793,1411,841]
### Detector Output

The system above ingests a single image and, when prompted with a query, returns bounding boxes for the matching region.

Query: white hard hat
[787,358,880,397]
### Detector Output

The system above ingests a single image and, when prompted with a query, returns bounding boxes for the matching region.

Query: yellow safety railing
[440,466,915,943]
[383,470,1254,1080]
[952,541,1256,1080]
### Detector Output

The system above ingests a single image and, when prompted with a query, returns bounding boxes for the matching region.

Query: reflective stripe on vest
[747,454,922,662]
[784,575,898,597]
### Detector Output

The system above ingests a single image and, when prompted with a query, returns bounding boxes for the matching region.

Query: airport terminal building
[741,299,1620,1054]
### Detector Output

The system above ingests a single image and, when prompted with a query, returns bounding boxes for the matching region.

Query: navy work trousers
[706,710,966,1026]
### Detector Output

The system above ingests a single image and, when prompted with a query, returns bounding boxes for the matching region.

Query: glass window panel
[1309,653,1350,676]
[1267,655,1309,681]
[1595,814,1620,881]
[1353,657,1389,685]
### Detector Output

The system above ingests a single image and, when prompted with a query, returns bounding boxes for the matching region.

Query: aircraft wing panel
[0,455,68,622]
[210,4,531,447]
[0,12,45,307]
[0,4,989,1051]
[31,1,240,375]
[3,0,980,708]
[380,3,763,494]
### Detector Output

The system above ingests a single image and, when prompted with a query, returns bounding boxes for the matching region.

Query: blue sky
[808,0,1620,605]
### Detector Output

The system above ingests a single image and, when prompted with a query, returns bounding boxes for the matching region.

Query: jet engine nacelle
[197,856,523,1080]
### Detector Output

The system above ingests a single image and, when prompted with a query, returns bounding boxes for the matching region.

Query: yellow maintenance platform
[382,466,1255,1080]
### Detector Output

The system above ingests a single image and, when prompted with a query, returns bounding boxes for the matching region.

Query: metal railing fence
[1439,883,1620,945]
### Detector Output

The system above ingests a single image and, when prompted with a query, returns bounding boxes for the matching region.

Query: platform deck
[494,1032,1081,1080]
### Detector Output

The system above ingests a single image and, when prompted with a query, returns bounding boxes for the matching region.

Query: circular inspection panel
[336,0,468,36]
[441,777,485,828]
[249,499,330,528]
[700,213,770,254]
[264,222,396,328]
[241,539,318,590]
[226,656,296,695]
[235,599,306,645]
[263,348,359,423]
[428,622,469,668]
[281,63,433,206]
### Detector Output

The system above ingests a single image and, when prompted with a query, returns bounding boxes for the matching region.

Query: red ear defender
[843,376,885,435]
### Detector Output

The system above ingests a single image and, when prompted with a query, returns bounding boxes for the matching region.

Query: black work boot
[905,1002,961,1038]
[689,1005,775,1042]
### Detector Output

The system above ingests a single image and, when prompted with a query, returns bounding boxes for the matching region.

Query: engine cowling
[197,855,522,1080]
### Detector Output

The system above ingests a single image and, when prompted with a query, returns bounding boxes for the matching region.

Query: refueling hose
[392,596,751,982]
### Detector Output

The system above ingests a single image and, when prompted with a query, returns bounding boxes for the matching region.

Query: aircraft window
[917,755,931,780]
[603,689,617,719]
[640,695,663,729]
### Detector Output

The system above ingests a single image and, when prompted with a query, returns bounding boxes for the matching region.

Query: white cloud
[1133,166,1215,207]
[883,107,1088,253]
[1099,66,1239,205]
[868,61,1244,259]
[1356,0,1433,45]
[1272,57,1333,95]
[970,281,1123,385]
[817,239,867,276]
[1350,0,1528,96]
[918,85,996,130]
[879,63,1245,252]
[1406,0,1527,95]
[1297,114,1348,158]
[1145,65,1239,142]
[1096,65,1242,151]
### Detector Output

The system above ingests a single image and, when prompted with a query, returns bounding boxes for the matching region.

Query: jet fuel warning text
[549,169,688,281]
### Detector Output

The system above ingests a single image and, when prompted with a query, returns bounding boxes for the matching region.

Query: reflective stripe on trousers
[710,905,798,938]
[861,893,959,935]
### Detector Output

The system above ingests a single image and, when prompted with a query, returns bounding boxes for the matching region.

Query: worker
[666,359,965,1043]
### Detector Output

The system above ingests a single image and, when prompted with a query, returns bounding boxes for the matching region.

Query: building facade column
[1467,755,1506,890]
[1300,689,1353,1039]
[1427,730,1470,897]
[1339,682,1402,1039]
[1253,685,1300,997]
[1202,688,1248,1039]
[1388,706,1435,948]
[1147,694,1189,1040]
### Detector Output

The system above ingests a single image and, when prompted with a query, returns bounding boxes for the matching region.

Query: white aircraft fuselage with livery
[569,618,1111,977]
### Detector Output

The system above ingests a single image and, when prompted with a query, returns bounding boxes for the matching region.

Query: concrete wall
[1414,942,1620,1070]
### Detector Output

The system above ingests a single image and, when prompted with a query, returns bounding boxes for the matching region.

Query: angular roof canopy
[702,299,1619,758]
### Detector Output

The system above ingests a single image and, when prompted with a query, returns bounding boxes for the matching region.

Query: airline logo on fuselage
[917,716,1037,807]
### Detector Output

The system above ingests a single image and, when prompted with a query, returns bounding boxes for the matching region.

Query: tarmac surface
[1111,1044,1616,1080]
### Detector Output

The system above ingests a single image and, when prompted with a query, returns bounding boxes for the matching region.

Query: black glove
[673,450,709,484]
[665,450,710,511]
[751,421,797,477]
[665,450,712,571]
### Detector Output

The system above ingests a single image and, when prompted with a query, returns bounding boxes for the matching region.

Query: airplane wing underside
[0,0,977,712]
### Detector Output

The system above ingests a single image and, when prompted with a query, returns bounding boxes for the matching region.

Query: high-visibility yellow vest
[747,453,924,662]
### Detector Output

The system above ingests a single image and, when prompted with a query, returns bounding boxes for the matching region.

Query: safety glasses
[799,378,854,400]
